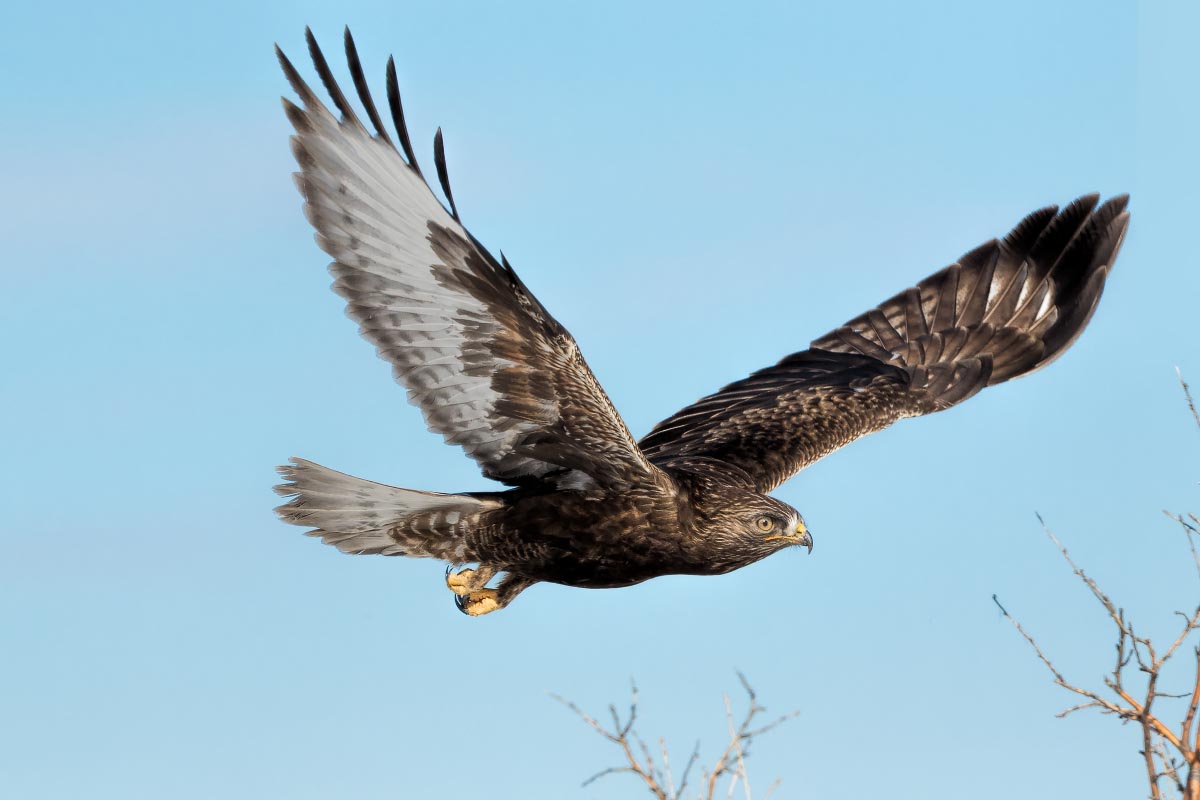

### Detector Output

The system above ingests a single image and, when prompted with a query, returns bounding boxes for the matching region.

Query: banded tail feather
[273,458,499,560]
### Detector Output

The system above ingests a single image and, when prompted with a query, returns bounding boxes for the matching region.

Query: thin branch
[551,685,667,799]
[1165,510,1200,582]
[1189,647,1200,757]
[581,765,636,788]
[550,692,619,743]
[661,738,675,799]
[1162,608,1200,668]
[1155,737,1185,796]
[1178,368,1200,433]
[1001,509,1200,799]
[675,741,699,800]
[725,693,752,800]
[555,677,795,800]
[993,595,1070,686]
[1141,671,1165,800]
[1056,700,1103,719]
[1036,515,1126,628]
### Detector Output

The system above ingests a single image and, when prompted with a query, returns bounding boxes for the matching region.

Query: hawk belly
[468,488,697,589]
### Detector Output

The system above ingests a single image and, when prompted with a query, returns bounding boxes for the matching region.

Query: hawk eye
[755,516,775,533]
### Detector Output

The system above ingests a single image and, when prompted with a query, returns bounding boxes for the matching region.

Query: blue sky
[2,1,1197,797]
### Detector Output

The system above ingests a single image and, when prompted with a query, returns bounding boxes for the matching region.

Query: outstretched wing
[279,29,653,489]
[639,195,1130,492]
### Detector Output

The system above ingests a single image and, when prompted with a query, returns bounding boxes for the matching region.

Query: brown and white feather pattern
[278,29,653,490]
[640,194,1130,492]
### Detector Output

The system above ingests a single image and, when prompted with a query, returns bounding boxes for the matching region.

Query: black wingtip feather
[276,45,319,107]
[1099,193,1130,217]
[1029,193,1100,271]
[343,27,393,147]
[1003,204,1058,254]
[385,57,422,175]
[305,28,360,127]
[433,127,460,222]
[1087,195,1131,251]
[501,251,519,279]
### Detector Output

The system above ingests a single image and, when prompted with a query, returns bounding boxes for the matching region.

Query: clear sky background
[2,1,1198,798]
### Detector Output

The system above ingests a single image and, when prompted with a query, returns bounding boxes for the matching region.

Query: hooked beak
[764,521,813,554]
[796,523,813,554]
[796,527,816,554]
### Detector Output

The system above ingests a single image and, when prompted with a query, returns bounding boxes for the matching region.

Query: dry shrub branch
[552,673,798,800]
[995,372,1200,799]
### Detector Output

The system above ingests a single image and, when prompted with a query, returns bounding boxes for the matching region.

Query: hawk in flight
[274,29,1130,615]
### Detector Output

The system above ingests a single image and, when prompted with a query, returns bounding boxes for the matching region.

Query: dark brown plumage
[273,29,1130,615]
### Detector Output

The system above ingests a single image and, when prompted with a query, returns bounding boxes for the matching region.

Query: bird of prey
[274,28,1130,616]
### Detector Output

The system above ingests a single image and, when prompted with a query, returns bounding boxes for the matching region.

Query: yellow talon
[463,589,500,616]
[446,568,476,596]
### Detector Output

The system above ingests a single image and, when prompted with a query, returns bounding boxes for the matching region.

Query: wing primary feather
[343,27,393,147]
[931,264,959,331]
[275,45,321,108]
[981,261,1029,327]
[281,97,312,133]
[385,56,423,175]
[902,287,928,339]
[500,251,519,281]
[955,242,999,326]
[1003,204,1058,254]
[304,28,362,128]
[1028,193,1099,274]
[433,127,461,222]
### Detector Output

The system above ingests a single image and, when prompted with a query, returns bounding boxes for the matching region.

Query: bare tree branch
[999,502,1200,798]
[1001,368,1200,797]
[554,675,797,799]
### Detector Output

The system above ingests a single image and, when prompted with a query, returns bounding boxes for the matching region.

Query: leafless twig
[996,514,1200,799]
[1165,510,1200,582]
[1179,368,1200,434]
[997,375,1200,799]
[553,674,798,799]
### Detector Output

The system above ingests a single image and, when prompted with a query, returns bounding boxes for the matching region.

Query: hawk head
[695,488,812,570]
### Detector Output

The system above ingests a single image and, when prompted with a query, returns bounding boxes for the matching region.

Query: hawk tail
[273,457,496,561]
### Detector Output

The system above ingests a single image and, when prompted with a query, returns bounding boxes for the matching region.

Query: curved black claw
[454,593,469,615]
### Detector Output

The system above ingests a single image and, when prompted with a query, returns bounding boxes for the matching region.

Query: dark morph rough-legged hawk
[274,28,1129,616]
